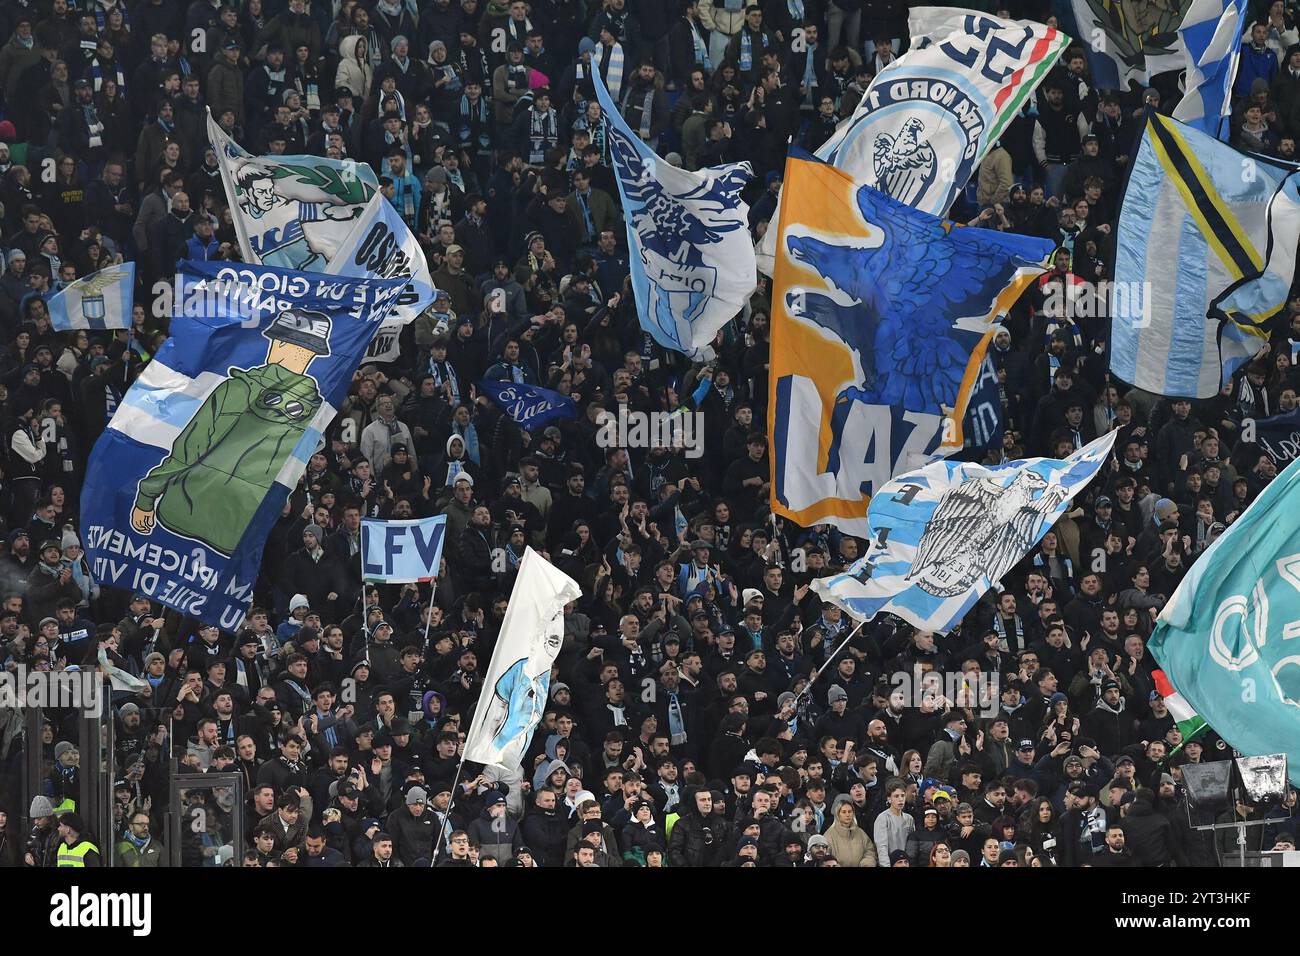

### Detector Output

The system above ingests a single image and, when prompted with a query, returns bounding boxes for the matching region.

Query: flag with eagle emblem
[47,263,135,331]
[591,69,756,360]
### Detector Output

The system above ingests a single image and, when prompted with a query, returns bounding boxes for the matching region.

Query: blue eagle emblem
[785,181,1047,477]
[606,122,751,345]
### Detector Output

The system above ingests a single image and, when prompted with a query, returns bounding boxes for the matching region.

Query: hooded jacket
[467,805,522,863]
[825,794,877,867]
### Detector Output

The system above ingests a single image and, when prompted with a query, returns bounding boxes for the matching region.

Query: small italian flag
[1153,669,1208,752]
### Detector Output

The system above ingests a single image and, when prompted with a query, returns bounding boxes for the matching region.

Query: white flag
[327,191,437,362]
[463,548,582,769]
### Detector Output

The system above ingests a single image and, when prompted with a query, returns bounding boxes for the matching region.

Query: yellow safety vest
[57,839,99,867]
[51,796,76,815]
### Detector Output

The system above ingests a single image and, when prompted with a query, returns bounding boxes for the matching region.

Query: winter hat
[578,36,597,57]
[777,691,796,709]
[807,834,830,848]
[119,703,140,717]
[550,682,570,699]
[29,795,54,817]
[827,685,848,703]
[303,524,325,544]
[405,786,428,806]
[1154,498,1178,522]
[289,594,310,613]
[484,791,507,808]
[951,849,971,864]
[61,527,81,550]
[54,741,76,761]
[742,588,762,607]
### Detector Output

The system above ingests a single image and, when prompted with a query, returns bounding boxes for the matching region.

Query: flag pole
[421,578,438,649]
[430,751,471,865]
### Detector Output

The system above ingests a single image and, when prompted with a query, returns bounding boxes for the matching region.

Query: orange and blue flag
[768,152,1053,536]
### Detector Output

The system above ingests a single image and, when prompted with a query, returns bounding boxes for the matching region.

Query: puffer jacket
[667,787,732,867]
[521,804,569,867]
[825,816,877,867]
[698,0,744,39]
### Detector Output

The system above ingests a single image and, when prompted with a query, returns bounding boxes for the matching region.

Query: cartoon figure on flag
[233,164,362,271]
[129,309,331,555]
[480,617,564,759]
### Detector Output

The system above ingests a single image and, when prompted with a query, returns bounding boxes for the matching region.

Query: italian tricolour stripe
[1153,669,1208,749]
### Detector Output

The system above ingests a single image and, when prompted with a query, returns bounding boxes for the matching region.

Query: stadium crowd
[0,0,1298,869]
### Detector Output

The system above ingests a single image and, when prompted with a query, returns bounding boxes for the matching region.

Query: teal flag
[1149,455,1300,785]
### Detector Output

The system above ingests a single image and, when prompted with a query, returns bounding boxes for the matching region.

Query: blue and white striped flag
[1172,0,1249,139]
[1110,113,1290,398]
[47,263,134,331]
[591,68,756,360]
[810,433,1115,633]
[81,261,405,631]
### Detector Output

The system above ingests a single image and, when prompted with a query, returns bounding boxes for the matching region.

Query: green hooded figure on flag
[129,309,330,555]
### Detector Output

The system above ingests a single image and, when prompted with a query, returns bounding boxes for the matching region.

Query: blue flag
[591,68,756,360]
[82,261,405,631]
[810,433,1115,632]
[47,263,134,331]
[477,379,577,431]
[1248,407,1300,468]
[361,517,447,583]
[1171,0,1249,139]
[1149,455,1300,786]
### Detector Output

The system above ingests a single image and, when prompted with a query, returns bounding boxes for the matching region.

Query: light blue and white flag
[463,547,582,770]
[208,111,377,273]
[907,7,1037,47]
[810,433,1115,632]
[1149,454,1300,786]
[591,68,755,360]
[81,261,405,631]
[756,19,1067,273]
[1213,172,1300,367]
[47,263,134,331]
[361,516,447,583]
[1172,0,1249,139]
[476,379,577,431]
[1110,113,1289,398]
[327,190,436,363]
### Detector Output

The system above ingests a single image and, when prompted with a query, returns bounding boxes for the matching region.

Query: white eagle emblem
[905,470,1071,598]
[872,117,937,206]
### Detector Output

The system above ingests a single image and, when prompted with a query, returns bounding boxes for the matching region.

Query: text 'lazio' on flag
[590,67,756,361]
[810,433,1115,634]
[361,516,447,583]
[476,378,577,432]
[755,16,1066,275]
[768,150,1055,538]
[1109,111,1296,399]
[47,262,134,331]
[1171,0,1249,140]
[81,261,406,632]
[1148,453,1300,786]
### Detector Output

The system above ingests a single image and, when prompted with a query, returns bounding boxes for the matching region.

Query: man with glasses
[436,830,475,867]
[115,813,165,867]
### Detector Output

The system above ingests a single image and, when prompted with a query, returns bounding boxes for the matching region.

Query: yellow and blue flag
[768,152,1053,536]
